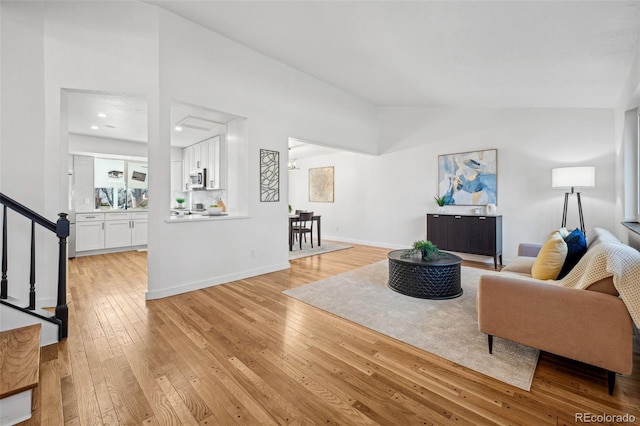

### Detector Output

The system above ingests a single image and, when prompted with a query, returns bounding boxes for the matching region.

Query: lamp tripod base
[561,189,585,234]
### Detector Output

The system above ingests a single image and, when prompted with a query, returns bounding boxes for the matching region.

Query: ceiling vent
[175,116,221,132]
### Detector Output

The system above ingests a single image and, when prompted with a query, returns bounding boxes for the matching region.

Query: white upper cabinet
[206,136,220,189]
[182,135,222,190]
[182,145,193,191]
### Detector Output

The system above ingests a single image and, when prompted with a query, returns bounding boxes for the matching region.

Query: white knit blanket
[556,242,640,327]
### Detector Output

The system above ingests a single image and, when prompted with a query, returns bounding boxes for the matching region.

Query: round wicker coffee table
[387,250,463,299]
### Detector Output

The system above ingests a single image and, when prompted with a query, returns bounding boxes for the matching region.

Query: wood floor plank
[39,360,64,425]
[17,245,640,425]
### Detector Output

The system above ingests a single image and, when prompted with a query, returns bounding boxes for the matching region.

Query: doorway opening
[63,88,149,295]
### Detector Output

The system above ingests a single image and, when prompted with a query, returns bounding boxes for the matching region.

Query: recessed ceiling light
[91,125,99,130]
[97,112,107,118]
[174,126,183,132]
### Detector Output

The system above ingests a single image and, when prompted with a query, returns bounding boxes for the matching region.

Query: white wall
[1,1,159,305]
[69,134,148,160]
[290,107,616,263]
[147,10,379,298]
[0,1,630,305]
[615,41,640,242]
[1,1,379,302]
[1,2,55,304]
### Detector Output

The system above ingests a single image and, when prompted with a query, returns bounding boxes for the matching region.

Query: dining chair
[292,210,304,242]
[293,211,314,249]
[289,209,304,241]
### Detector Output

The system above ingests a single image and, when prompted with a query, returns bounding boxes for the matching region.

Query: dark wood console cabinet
[426,213,503,269]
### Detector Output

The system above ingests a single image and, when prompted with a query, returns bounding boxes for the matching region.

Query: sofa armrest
[517,243,542,257]
[478,274,633,374]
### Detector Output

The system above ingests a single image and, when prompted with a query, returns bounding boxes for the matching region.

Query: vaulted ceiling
[68,1,640,151]
[150,0,640,109]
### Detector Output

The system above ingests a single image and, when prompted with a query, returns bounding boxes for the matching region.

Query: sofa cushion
[557,228,588,279]
[585,277,619,296]
[588,227,621,249]
[502,256,536,276]
[531,231,568,280]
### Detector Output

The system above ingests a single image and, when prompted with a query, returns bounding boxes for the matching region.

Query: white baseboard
[321,235,402,250]
[322,235,505,267]
[145,262,291,300]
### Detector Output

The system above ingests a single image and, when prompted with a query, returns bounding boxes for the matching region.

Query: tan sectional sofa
[477,228,635,395]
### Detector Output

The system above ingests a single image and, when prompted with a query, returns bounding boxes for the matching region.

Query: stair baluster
[29,221,36,310]
[1,205,6,300]
[0,193,69,341]
[55,213,69,339]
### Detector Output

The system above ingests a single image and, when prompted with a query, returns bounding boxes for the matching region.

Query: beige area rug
[283,261,540,391]
[289,241,353,260]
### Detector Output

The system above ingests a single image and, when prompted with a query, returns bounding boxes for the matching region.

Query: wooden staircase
[0,324,41,425]
[0,192,69,346]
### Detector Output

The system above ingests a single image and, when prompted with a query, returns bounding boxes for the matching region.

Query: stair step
[0,296,58,323]
[0,324,41,399]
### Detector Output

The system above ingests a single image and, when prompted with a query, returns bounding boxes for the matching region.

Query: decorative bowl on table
[207,205,223,215]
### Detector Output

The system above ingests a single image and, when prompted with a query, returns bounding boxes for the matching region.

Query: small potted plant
[434,194,447,213]
[175,197,185,209]
[402,240,441,261]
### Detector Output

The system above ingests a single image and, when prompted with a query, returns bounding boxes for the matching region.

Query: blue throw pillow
[557,228,587,279]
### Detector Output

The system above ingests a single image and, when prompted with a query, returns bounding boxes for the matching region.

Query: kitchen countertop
[77,209,148,213]
[165,213,248,223]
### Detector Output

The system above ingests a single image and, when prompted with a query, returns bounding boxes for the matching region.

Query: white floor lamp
[551,166,595,234]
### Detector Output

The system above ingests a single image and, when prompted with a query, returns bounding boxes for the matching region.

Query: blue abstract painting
[438,149,497,206]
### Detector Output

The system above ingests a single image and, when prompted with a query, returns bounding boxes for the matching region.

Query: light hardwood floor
[19,245,640,425]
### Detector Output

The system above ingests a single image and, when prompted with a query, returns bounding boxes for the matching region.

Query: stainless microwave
[189,168,206,189]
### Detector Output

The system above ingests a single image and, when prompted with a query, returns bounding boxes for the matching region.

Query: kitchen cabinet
[206,136,220,189]
[182,136,221,190]
[131,212,148,245]
[183,142,208,172]
[105,213,132,248]
[76,211,148,254]
[182,146,191,190]
[194,141,208,170]
[75,213,105,251]
[426,213,503,269]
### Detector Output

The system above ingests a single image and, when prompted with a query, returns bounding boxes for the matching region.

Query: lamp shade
[551,166,595,189]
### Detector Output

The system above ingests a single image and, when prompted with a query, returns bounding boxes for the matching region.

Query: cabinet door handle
[132,221,135,228]
[84,215,96,219]
[433,214,440,218]
[454,215,462,219]
[101,222,104,230]
[479,216,487,220]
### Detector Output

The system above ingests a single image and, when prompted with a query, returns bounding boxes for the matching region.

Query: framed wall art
[309,166,334,203]
[438,149,497,206]
[259,149,279,202]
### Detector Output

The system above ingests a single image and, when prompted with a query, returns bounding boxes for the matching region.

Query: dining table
[289,214,321,251]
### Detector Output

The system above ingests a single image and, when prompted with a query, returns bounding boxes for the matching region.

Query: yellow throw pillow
[531,231,568,280]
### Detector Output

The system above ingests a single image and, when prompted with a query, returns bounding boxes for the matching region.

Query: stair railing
[0,192,69,340]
